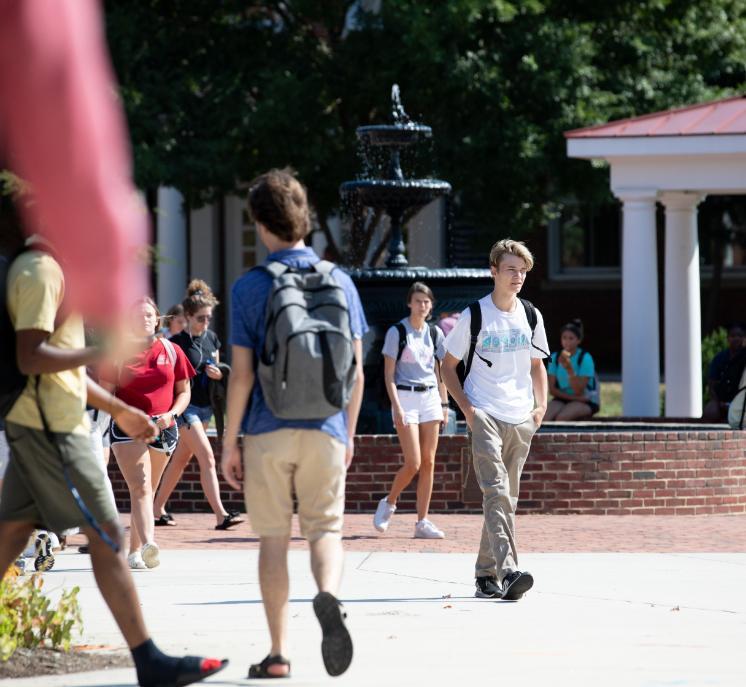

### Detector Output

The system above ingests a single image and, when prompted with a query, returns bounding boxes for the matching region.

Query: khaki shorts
[243,428,346,541]
[0,421,119,533]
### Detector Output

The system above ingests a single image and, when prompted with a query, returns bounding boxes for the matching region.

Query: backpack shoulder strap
[395,323,407,362]
[519,297,550,357]
[312,260,336,276]
[577,348,586,367]
[463,301,482,379]
[428,323,439,349]
[160,337,178,368]
[257,261,290,280]
[519,298,537,331]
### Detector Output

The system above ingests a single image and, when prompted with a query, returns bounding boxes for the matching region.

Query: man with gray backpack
[222,168,367,678]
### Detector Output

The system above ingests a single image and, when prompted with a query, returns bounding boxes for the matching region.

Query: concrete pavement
[2,535,745,686]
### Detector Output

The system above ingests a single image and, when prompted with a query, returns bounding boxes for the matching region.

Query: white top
[442,294,549,424]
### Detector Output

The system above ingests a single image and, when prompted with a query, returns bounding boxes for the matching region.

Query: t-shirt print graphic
[400,342,433,366]
[480,329,530,354]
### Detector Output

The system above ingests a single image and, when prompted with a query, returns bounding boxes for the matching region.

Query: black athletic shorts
[109,419,178,454]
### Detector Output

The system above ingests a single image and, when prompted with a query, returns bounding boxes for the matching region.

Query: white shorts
[393,388,443,425]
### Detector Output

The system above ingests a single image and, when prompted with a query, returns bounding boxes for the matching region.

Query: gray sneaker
[373,498,396,533]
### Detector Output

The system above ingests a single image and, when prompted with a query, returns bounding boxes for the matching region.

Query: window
[549,200,621,278]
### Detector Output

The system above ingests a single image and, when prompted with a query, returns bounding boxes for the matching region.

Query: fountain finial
[391,84,409,124]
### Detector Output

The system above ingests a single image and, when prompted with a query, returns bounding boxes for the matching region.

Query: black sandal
[173,655,228,686]
[248,654,291,678]
[155,514,177,527]
[214,511,244,530]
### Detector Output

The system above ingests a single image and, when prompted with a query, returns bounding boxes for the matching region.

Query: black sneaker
[475,576,502,598]
[34,532,55,572]
[501,571,534,601]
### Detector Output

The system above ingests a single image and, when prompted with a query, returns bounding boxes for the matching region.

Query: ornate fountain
[341,85,492,432]
[340,85,451,268]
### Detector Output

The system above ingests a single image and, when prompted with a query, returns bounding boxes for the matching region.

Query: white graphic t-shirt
[442,295,549,423]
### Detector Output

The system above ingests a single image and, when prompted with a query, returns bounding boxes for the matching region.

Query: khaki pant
[243,428,346,541]
[470,409,536,582]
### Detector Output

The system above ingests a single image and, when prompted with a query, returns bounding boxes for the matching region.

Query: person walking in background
[222,169,366,678]
[703,323,746,421]
[154,280,243,530]
[160,304,186,339]
[102,298,194,570]
[373,282,448,539]
[0,224,226,686]
[544,319,599,420]
[440,239,549,602]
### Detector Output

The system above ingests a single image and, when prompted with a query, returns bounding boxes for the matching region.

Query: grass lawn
[597,381,666,417]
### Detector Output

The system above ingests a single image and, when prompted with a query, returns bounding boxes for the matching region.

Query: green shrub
[0,574,82,661]
[702,328,728,405]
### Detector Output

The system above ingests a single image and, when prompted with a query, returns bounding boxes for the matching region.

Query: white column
[156,187,187,311]
[660,192,704,417]
[616,189,660,416]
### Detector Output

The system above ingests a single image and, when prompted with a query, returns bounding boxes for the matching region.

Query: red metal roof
[565,95,746,138]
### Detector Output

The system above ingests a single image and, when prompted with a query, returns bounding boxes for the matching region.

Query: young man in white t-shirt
[441,239,549,601]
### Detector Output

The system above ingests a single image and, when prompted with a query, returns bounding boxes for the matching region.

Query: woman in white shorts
[374,282,449,539]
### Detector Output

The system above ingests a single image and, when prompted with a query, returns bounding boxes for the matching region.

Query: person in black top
[154,280,243,530]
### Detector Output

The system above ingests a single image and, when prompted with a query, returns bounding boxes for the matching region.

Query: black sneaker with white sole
[475,576,502,598]
[34,532,55,572]
[501,570,534,600]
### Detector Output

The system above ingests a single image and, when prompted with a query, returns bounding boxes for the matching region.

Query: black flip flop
[214,512,244,530]
[155,514,177,527]
[313,592,353,676]
[248,654,291,678]
[173,656,228,687]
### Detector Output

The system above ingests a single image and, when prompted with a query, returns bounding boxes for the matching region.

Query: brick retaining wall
[107,429,746,515]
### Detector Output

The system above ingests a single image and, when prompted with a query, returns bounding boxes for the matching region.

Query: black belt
[396,384,435,392]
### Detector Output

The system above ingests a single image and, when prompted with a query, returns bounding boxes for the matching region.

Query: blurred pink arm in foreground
[0,0,148,322]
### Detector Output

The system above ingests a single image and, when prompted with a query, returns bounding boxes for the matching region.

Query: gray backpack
[257,260,357,419]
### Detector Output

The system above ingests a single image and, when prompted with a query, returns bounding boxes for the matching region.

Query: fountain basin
[356,123,432,147]
[340,179,451,212]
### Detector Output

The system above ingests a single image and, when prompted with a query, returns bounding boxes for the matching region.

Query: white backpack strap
[160,337,178,368]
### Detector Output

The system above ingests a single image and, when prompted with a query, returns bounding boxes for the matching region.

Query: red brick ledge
[107,429,746,516]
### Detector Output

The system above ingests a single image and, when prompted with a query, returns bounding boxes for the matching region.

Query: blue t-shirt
[547,348,596,397]
[230,247,369,445]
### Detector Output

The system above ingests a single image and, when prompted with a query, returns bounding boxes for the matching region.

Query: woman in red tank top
[102,298,194,569]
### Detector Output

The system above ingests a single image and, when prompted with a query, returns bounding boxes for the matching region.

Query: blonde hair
[182,279,218,315]
[489,238,534,271]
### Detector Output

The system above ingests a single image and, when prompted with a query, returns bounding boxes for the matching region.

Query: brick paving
[66,512,746,553]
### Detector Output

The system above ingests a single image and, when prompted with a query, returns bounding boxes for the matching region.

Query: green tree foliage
[105,0,746,261]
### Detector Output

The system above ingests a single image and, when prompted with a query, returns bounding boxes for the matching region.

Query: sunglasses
[195,315,212,323]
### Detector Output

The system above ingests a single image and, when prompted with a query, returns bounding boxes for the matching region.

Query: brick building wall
[107,430,746,516]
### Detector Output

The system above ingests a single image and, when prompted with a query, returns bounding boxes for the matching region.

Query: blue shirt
[230,247,369,444]
[547,348,596,397]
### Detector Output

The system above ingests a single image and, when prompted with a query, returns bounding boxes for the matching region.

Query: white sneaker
[141,542,160,569]
[373,498,396,533]
[414,518,445,539]
[127,551,147,570]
